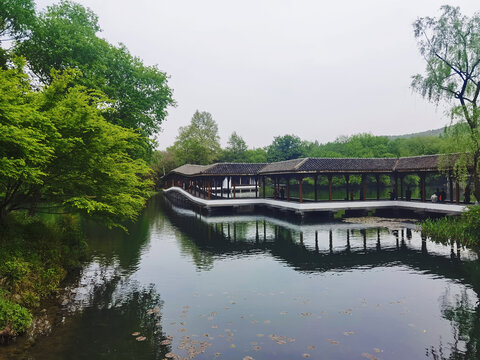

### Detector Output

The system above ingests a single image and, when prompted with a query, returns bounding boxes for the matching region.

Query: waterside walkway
[164,187,467,216]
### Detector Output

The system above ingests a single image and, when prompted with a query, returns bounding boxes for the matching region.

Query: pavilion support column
[220,178,223,198]
[255,177,258,198]
[208,179,211,200]
[361,174,366,201]
[420,174,426,202]
[394,174,399,200]
[286,177,291,202]
[233,177,236,199]
[400,175,404,200]
[345,174,350,201]
[449,175,454,203]
[328,175,333,202]
[375,174,380,200]
[298,177,303,203]
[314,175,318,202]
[262,177,266,199]
[227,177,230,198]
[456,180,460,204]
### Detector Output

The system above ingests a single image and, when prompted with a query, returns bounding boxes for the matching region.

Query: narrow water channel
[3,194,480,360]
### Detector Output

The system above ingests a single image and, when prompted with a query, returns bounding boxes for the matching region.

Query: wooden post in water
[315,231,319,252]
[328,175,332,202]
[329,230,333,253]
[298,177,303,203]
[314,175,318,202]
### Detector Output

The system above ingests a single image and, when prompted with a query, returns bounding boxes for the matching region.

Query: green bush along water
[0,213,87,343]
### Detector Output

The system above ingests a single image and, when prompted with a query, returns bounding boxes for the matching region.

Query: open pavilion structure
[163,154,464,205]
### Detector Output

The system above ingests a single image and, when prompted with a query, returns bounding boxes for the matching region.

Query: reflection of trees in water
[426,288,480,360]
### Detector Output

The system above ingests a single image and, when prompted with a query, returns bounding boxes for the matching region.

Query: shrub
[0,298,33,337]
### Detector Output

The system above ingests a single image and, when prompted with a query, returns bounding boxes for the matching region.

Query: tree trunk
[473,150,480,202]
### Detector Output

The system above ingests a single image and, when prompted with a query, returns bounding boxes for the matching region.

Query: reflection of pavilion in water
[164,199,478,283]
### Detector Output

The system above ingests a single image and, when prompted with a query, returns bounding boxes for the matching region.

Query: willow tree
[412,5,480,200]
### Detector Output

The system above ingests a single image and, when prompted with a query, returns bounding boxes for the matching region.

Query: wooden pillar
[227,176,230,198]
[273,177,277,200]
[394,174,398,200]
[286,177,290,202]
[298,177,303,203]
[220,178,223,198]
[455,180,460,204]
[233,177,236,199]
[255,177,258,198]
[420,174,426,202]
[208,179,211,200]
[328,175,333,202]
[449,176,454,203]
[314,175,318,202]
[400,175,404,200]
[345,174,350,201]
[262,177,266,199]
[375,174,380,200]
[361,174,366,201]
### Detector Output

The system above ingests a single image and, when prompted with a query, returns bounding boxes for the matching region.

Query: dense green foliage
[412,5,480,200]
[0,60,152,229]
[422,206,480,246]
[168,111,221,165]
[0,212,87,340]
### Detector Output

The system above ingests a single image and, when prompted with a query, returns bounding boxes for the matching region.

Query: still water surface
[4,194,480,359]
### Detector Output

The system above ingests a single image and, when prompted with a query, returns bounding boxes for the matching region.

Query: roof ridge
[294,158,309,170]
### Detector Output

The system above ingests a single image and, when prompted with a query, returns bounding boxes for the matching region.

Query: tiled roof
[167,154,457,177]
[295,158,396,173]
[202,163,267,175]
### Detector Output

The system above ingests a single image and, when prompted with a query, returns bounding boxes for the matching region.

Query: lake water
[3,194,480,360]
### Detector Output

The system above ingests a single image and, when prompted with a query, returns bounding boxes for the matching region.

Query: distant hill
[386,127,445,140]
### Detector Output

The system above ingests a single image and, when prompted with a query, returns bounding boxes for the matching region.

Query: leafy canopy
[169,111,221,165]
[0,59,151,229]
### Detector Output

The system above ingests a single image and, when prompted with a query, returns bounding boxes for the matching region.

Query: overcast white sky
[35,0,479,149]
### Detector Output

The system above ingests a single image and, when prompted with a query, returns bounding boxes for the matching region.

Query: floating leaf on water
[264,320,271,324]
[276,340,286,345]
[280,312,287,315]
[251,320,258,324]
[203,333,210,337]
[152,307,160,313]
[131,332,140,336]
[160,339,171,345]
[253,346,261,351]
[287,338,295,343]
[256,334,264,337]
[136,336,146,341]
[300,312,312,317]
[183,306,189,309]
[165,352,176,358]
[302,354,311,358]
[243,357,254,360]
[155,322,161,326]
[227,321,233,325]
[327,339,339,345]
[408,323,415,327]
[224,307,230,310]
[343,331,355,336]
[179,328,187,333]
[362,353,379,360]
[373,348,383,353]
[170,322,176,325]
[166,335,174,340]
[215,353,221,357]
[307,345,315,350]
[230,344,236,348]
[212,325,218,328]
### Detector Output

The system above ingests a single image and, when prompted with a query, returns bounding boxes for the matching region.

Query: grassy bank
[0,213,87,343]
[422,205,480,246]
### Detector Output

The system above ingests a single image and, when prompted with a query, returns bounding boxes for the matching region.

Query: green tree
[223,132,248,162]
[266,134,306,162]
[169,111,221,165]
[245,148,268,163]
[412,5,480,199]
[16,0,174,139]
[0,60,151,228]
